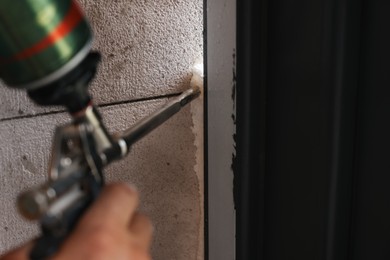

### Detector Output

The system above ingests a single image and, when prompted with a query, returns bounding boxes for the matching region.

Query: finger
[78,183,139,229]
[0,241,34,260]
[129,213,153,251]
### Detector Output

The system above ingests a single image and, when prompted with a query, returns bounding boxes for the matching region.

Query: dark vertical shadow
[236,0,268,259]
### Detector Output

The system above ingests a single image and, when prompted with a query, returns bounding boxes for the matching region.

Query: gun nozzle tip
[191,85,201,94]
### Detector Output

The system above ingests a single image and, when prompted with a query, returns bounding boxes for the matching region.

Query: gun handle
[30,176,101,260]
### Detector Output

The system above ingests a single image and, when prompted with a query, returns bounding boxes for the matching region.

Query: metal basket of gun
[0,1,200,259]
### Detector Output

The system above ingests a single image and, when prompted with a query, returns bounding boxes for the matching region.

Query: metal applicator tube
[101,86,201,164]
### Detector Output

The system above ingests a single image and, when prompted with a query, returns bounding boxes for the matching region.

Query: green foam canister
[0,0,92,89]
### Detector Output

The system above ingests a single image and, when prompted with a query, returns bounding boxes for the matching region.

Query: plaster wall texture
[0,1,203,259]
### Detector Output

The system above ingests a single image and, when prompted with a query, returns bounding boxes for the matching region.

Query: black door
[236,0,390,259]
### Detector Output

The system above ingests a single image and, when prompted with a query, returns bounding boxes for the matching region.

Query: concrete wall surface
[0,1,203,259]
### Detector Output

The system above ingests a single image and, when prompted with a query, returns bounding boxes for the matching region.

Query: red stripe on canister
[0,1,83,64]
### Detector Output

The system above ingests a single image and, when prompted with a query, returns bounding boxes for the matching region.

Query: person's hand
[1,183,153,260]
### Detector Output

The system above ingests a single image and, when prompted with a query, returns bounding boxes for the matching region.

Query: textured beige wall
[0,0,203,259]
